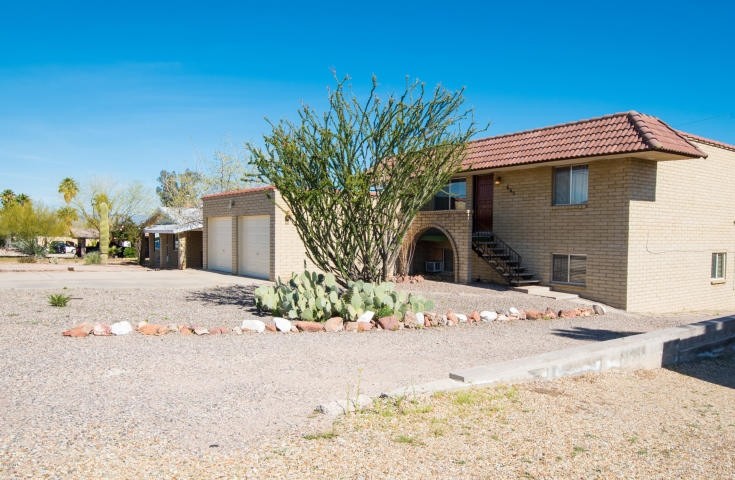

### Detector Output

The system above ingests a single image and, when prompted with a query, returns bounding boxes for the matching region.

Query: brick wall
[626,142,735,312]
[491,159,630,308]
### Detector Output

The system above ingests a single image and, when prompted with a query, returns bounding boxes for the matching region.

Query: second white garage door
[207,216,232,273]
[238,215,270,279]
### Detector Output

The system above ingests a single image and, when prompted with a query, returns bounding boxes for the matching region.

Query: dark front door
[473,174,494,232]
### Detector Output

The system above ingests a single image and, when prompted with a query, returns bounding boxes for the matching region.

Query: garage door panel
[207,217,232,273]
[238,215,270,279]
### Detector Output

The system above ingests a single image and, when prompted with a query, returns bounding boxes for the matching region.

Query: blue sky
[1,0,733,207]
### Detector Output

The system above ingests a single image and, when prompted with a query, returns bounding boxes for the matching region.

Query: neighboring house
[142,207,203,269]
[201,186,313,279]
[202,111,735,313]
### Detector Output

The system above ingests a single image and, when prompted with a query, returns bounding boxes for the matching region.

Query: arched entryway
[409,227,458,283]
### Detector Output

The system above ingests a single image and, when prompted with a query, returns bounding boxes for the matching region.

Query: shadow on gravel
[668,356,735,389]
[186,285,257,309]
[551,327,642,341]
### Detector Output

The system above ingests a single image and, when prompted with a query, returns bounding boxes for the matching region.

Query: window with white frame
[433,179,467,210]
[552,254,586,285]
[711,252,726,280]
[553,165,588,205]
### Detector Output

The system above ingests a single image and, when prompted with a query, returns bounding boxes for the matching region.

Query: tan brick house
[203,111,735,313]
[142,207,203,269]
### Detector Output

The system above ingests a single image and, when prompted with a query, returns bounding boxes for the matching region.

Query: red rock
[294,321,325,332]
[468,311,481,324]
[558,309,580,319]
[403,311,418,328]
[209,326,230,335]
[357,322,374,332]
[525,309,543,320]
[543,308,557,320]
[344,321,358,332]
[377,316,399,331]
[62,323,93,337]
[265,323,277,332]
[579,307,595,317]
[446,311,458,326]
[324,317,344,332]
[179,325,193,335]
[138,324,167,335]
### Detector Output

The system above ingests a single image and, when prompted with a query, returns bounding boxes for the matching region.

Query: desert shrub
[17,256,37,263]
[48,293,71,307]
[123,246,137,258]
[84,251,101,265]
[254,270,433,322]
[15,238,47,258]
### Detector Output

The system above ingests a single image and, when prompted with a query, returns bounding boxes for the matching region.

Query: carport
[142,208,203,270]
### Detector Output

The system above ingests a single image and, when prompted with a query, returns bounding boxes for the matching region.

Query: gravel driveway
[1,268,729,477]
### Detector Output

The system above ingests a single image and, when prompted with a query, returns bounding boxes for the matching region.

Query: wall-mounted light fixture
[494,176,502,185]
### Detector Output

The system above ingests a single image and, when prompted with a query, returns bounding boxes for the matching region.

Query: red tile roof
[462,111,707,171]
[677,131,735,153]
[201,185,275,200]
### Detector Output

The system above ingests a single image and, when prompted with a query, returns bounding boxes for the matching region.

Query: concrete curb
[382,315,735,399]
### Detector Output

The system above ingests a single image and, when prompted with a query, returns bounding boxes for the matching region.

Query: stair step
[510,279,541,286]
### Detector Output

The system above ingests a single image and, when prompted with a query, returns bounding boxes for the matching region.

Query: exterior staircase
[471,232,540,286]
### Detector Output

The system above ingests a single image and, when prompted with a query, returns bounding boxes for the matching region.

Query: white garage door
[207,216,232,273]
[238,215,270,279]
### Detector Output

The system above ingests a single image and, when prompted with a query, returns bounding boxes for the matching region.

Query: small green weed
[48,293,71,307]
[303,430,338,440]
[571,446,587,457]
[394,434,423,446]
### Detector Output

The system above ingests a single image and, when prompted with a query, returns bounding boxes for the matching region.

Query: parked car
[49,241,76,255]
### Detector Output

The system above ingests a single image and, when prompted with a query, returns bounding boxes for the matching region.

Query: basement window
[711,252,726,280]
[552,254,586,285]
[553,165,588,205]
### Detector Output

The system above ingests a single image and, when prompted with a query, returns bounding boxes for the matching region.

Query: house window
[553,165,588,205]
[433,179,467,210]
[711,252,726,280]
[552,254,586,285]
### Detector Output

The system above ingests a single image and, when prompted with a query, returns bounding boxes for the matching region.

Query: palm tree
[58,177,79,205]
[15,194,31,206]
[1,189,15,209]
[57,206,78,232]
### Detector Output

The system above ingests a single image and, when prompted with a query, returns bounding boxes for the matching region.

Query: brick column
[148,234,155,268]
[160,234,168,270]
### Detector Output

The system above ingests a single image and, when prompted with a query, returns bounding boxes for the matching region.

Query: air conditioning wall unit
[425,261,444,273]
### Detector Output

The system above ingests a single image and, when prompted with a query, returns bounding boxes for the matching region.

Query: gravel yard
[0,268,731,478]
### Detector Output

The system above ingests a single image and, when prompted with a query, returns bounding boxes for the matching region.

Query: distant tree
[58,177,79,205]
[99,202,110,262]
[56,206,78,234]
[249,76,477,284]
[202,145,258,194]
[156,169,204,207]
[74,179,157,235]
[1,189,16,209]
[15,194,31,206]
[0,201,66,244]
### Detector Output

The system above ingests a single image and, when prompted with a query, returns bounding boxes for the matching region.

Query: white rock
[509,307,520,316]
[593,304,606,315]
[497,314,509,322]
[273,317,292,333]
[480,311,498,322]
[110,321,133,335]
[241,319,266,333]
[232,326,243,335]
[315,394,373,416]
[357,311,375,323]
[415,312,425,327]
[456,313,468,323]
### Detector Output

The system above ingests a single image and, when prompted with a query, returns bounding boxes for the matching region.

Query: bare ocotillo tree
[249,76,477,285]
